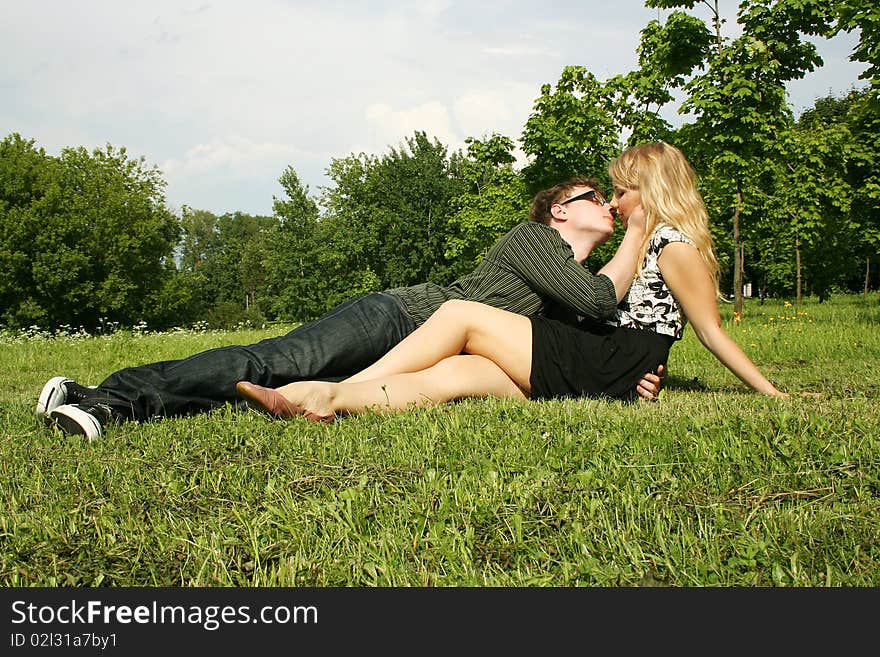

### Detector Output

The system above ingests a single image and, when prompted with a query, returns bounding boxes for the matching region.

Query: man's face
[554,186,615,241]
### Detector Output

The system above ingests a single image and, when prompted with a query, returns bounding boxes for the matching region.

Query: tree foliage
[834,2,880,90]
[177,206,277,326]
[0,134,180,330]
[520,66,621,195]
[319,131,468,300]
[260,166,326,322]
[444,134,530,278]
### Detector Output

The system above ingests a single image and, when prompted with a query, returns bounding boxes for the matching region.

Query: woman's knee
[435,299,482,326]
[438,299,479,314]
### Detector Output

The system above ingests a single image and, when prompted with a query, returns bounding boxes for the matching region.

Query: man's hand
[636,364,666,401]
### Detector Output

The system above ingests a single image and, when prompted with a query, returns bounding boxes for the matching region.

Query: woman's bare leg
[247,354,527,418]
[343,299,534,388]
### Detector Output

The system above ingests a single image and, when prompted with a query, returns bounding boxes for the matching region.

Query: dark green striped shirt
[385,221,617,326]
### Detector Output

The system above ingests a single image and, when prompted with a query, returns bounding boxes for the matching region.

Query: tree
[444,134,530,278]
[605,10,713,146]
[177,206,222,320]
[0,134,180,330]
[834,2,880,92]
[520,66,621,196]
[800,87,880,294]
[319,131,467,299]
[645,0,835,310]
[261,166,326,321]
[756,122,855,301]
[0,134,58,327]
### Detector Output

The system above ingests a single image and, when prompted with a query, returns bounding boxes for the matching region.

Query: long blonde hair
[609,142,720,296]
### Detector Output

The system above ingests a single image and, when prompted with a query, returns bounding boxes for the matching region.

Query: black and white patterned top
[612,224,694,340]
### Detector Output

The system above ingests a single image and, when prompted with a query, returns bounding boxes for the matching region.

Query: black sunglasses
[560,189,607,205]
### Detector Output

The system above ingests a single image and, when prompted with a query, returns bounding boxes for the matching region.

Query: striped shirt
[385,221,618,326]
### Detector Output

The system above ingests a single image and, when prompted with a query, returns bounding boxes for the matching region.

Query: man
[40,177,662,440]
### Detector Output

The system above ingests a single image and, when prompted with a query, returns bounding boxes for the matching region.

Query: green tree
[177,206,222,320]
[834,2,880,92]
[0,134,180,330]
[646,0,835,310]
[800,87,880,294]
[444,134,530,278]
[757,122,856,301]
[605,10,713,146]
[844,90,880,293]
[178,206,280,326]
[520,66,621,195]
[261,166,326,321]
[0,134,59,327]
[319,131,467,297]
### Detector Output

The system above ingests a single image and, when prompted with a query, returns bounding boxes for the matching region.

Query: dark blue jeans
[95,293,417,421]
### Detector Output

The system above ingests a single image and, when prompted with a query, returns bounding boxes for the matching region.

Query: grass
[1,296,878,586]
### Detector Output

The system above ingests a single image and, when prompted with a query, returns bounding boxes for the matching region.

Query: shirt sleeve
[501,222,618,320]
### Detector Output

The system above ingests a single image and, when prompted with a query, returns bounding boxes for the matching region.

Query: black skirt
[529,316,675,402]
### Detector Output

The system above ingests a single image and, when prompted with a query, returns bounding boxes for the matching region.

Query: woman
[236,142,787,421]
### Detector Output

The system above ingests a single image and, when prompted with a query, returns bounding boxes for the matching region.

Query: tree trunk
[866,256,871,297]
[733,189,743,316]
[796,235,802,306]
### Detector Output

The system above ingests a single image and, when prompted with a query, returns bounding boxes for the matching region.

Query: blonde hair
[609,142,720,296]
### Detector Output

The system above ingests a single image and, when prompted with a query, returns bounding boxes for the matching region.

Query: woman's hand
[623,204,646,232]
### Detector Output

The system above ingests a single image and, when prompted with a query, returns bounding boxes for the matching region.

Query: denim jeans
[95,293,417,421]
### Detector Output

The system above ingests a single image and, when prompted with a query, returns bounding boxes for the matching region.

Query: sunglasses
[560,189,607,206]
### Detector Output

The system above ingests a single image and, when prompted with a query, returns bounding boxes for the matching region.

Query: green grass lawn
[1,296,878,586]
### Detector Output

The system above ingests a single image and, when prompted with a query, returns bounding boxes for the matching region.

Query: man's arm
[635,364,665,401]
[503,223,619,320]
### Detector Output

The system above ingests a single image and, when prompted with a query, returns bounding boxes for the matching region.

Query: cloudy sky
[2,0,868,216]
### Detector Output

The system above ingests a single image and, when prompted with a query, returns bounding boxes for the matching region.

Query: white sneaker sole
[49,404,104,442]
[36,376,72,419]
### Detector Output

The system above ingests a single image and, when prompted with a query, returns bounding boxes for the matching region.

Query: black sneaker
[49,402,116,441]
[36,377,96,419]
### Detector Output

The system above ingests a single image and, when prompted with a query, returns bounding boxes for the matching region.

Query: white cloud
[454,90,519,137]
[161,137,300,177]
[482,45,550,57]
[364,101,458,150]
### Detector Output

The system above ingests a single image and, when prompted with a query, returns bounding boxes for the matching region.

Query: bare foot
[281,381,337,422]
[235,381,335,422]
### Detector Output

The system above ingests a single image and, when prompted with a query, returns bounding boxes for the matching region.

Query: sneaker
[48,402,116,441]
[36,377,96,419]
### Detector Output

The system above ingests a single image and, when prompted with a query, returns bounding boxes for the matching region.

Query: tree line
[1,0,878,332]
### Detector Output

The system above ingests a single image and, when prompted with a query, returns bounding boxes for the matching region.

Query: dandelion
[734,311,743,324]
[784,301,792,308]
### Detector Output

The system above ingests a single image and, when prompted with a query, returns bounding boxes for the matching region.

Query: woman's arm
[658,242,787,398]
[596,205,646,303]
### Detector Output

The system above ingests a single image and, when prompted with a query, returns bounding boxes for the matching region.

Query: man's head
[529,177,616,257]
[529,177,607,225]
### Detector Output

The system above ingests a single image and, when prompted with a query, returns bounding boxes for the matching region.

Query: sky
[2,0,869,217]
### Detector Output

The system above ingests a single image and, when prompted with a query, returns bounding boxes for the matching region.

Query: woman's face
[610,185,641,223]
